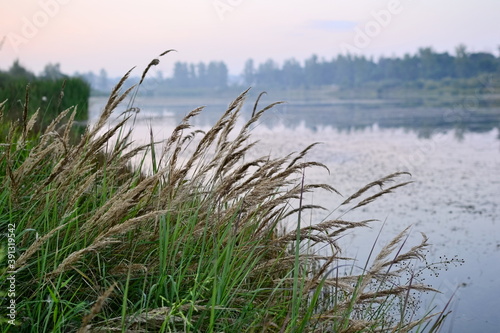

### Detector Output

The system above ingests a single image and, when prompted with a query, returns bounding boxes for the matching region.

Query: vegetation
[76,45,500,98]
[0,57,458,332]
[241,45,499,89]
[0,60,90,131]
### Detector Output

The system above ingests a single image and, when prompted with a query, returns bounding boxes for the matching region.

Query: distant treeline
[169,61,228,89]
[0,60,90,129]
[121,45,500,94]
[45,44,500,96]
[242,45,500,88]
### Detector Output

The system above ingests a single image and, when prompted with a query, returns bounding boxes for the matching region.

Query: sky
[1,0,499,77]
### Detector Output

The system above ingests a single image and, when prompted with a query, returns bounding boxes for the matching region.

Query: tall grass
[1,60,451,332]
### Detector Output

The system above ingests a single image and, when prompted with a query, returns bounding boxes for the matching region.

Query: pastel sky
[1,0,499,77]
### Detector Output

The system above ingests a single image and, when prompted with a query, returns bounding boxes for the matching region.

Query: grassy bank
[334,74,500,105]
[0,74,90,130]
[1,62,455,332]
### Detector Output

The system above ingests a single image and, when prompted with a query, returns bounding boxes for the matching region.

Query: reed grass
[0,58,454,332]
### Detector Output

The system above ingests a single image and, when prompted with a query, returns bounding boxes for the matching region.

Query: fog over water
[90,96,500,332]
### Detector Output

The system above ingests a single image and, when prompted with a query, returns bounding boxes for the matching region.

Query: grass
[0,74,90,130]
[0,56,455,332]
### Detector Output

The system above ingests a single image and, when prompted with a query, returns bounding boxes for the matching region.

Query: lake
[89,93,500,333]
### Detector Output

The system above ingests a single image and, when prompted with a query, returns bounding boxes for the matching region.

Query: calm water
[90,95,500,332]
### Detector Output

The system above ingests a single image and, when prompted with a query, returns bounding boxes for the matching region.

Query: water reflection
[90,96,500,139]
[261,101,500,138]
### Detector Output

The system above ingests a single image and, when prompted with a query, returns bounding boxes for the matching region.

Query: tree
[207,61,228,88]
[197,62,207,86]
[8,60,35,80]
[243,59,255,86]
[334,54,355,87]
[173,62,190,87]
[469,52,498,74]
[454,44,470,78]
[189,64,197,84]
[42,63,65,80]
[400,53,420,81]
[256,59,281,87]
[98,68,108,91]
[416,47,454,80]
[304,54,321,86]
[282,58,303,88]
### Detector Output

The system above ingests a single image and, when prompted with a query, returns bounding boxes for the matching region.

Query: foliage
[0,60,90,131]
[0,59,456,332]
[165,60,228,89]
[103,45,500,97]
[243,46,500,89]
